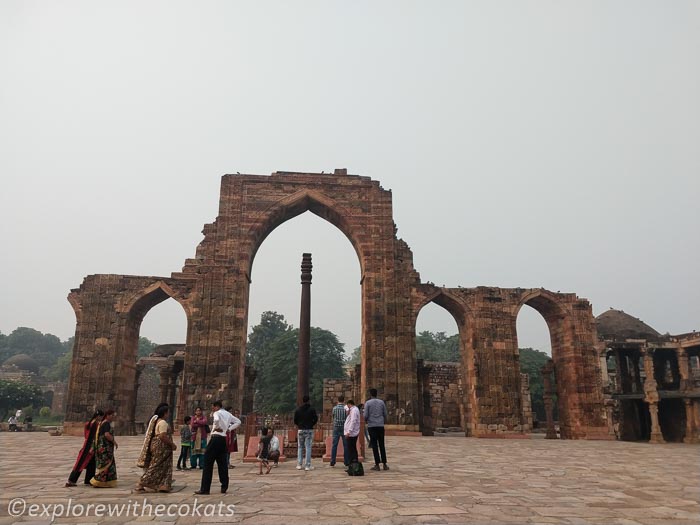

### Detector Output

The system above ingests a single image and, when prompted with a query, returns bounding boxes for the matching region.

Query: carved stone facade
[598,310,700,443]
[65,170,609,439]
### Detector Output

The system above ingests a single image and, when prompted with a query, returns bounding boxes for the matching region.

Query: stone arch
[120,281,192,431]
[513,289,605,439]
[412,289,478,434]
[245,189,364,275]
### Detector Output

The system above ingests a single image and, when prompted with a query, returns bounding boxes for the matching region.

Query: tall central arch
[178,171,422,427]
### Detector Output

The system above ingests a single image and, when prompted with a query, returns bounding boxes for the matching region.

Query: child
[176,416,192,470]
[257,427,272,475]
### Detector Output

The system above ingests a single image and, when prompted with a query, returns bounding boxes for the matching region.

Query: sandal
[65,482,77,487]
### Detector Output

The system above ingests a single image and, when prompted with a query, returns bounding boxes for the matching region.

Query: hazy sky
[1,1,698,356]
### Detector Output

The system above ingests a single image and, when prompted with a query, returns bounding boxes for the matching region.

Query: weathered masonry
[65,170,609,438]
[598,310,700,443]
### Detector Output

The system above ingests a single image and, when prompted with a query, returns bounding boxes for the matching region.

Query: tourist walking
[190,406,208,469]
[90,409,119,487]
[136,404,177,493]
[330,395,348,467]
[65,409,103,487]
[194,401,241,495]
[137,403,169,469]
[364,388,389,471]
[293,395,318,471]
[177,416,192,470]
[344,399,360,465]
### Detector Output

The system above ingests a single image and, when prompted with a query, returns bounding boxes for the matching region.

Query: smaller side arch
[119,280,192,322]
[412,287,478,436]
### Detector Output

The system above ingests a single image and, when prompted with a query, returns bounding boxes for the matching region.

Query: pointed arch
[121,280,192,323]
[246,189,364,274]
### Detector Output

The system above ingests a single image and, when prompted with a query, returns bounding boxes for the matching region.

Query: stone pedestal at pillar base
[649,431,665,444]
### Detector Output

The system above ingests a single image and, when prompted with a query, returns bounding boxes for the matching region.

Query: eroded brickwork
[65,171,608,439]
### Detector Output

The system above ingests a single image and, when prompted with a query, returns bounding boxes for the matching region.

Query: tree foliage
[346,346,361,365]
[0,379,43,419]
[518,347,552,422]
[247,312,347,414]
[416,331,460,362]
[138,337,158,358]
[0,327,67,373]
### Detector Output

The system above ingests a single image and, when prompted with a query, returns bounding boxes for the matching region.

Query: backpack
[347,461,364,477]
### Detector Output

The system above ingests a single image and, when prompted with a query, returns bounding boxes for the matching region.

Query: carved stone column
[677,347,691,391]
[541,359,557,439]
[158,369,170,405]
[683,399,697,444]
[642,347,665,443]
[648,402,664,444]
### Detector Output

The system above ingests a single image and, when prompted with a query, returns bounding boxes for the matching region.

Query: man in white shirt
[344,399,361,465]
[195,400,241,495]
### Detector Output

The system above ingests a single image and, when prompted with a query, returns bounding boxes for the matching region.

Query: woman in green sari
[90,409,118,488]
[136,404,177,493]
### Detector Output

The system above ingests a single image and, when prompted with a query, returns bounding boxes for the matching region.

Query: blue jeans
[330,427,348,466]
[297,429,314,467]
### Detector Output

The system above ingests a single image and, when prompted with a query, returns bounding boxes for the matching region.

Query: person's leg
[297,432,304,467]
[198,443,216,493]
[177,447,185,469]
[67,470,80,484]
[184,446,191,469]
[347,435,358,464]
[377,427,387,464]
[85,457,96,484]
[304,430,312,468]
[341,434,349,466]
[368,427,381,465]
[330,428,340,465]
[215,438,229,493]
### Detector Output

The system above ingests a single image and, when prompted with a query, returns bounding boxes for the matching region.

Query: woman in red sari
[65,409,104,487]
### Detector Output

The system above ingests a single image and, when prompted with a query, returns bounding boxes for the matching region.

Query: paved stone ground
[0,432,698,525]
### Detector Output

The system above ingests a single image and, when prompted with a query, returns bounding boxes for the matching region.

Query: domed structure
[3,353,40,374]
[596,309,662,342]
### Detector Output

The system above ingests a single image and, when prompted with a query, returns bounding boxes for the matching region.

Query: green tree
[346,346,361,365]
[518,347,551,422]
[0,380,43,419]
[46,351,73,382]
[0,327,66,370]
[248,312,347,414]
[416,331,460,362]
[246,311,291,368]
[138,337,158,358]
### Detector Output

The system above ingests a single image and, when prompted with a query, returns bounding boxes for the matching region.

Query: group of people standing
[63,389,390,493]
[65,401,241,495]
[300,388,390,473]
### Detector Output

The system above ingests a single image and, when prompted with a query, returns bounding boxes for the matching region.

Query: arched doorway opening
[413,292,474,435]
[514,292,572,438]
[246,210,361,417]
[516,305,555,433]
[123,284,190,433]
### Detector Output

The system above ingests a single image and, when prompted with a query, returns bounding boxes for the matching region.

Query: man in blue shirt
[364,388,389,471]
[330,395,348,467]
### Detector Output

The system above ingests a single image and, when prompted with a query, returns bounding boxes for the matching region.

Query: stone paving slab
[0,433,698,524]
